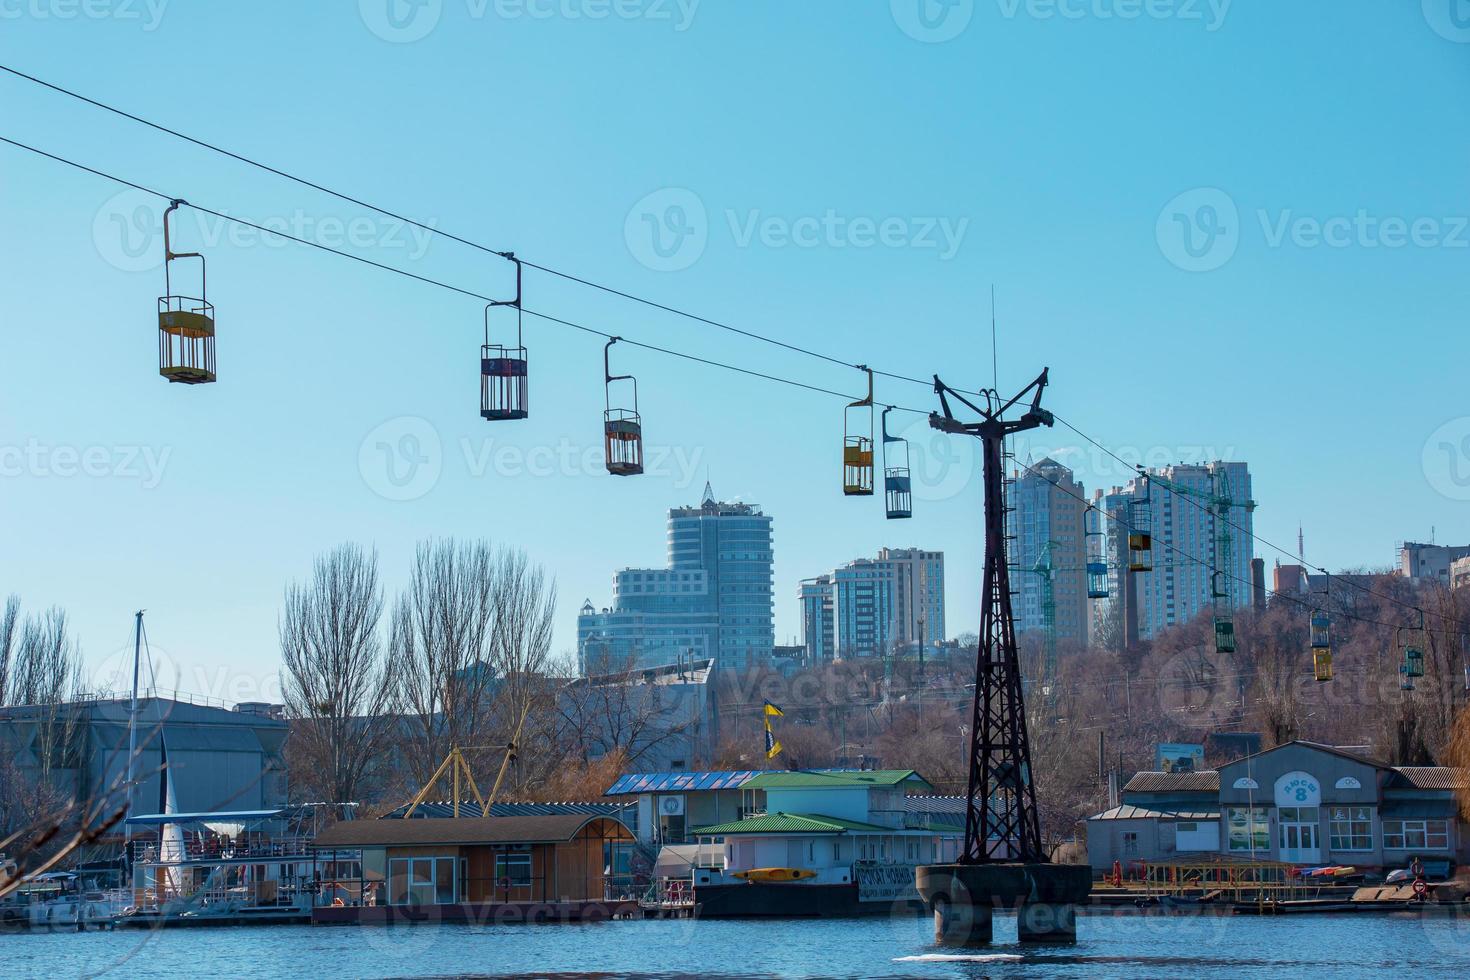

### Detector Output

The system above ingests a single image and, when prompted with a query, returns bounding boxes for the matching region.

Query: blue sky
[2,1,1468,701]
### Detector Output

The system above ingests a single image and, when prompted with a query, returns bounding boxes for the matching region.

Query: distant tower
[1298,524,1304,561]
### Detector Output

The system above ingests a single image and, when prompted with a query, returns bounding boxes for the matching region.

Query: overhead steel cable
[1049,410,1459,632]
[1005,451,1470,641]
[7,130,1466,648]
[0,134,924,415]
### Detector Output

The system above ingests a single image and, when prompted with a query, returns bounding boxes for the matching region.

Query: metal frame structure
[881,406,912,519]
[929,367,1052,865]
[603,337,643,476]
[843,366,874,496]
[157,199,216,384]
[481,253,528,421]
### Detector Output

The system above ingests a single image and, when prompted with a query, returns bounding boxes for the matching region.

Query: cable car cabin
[844,436,874,495]
[1313,646,1333,683]
[1400,665,1415,692]
[1404,645,1425,678]
[880,408,911,518]
[1214,619,1236,654]
[604,409,643,476]
[843,369,875,497]
[158,296,216,384]
[1086,561,1110,599]
[1126,494,1152,572]
[1310,611,1330,650]
[603,338,642,476]
[481,284,527,420]
[482,345,528,420]
[158,200,215,384]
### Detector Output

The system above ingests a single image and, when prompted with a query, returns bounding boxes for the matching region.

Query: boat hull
[694,881,924,919]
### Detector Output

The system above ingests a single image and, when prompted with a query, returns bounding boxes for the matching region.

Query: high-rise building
[1101,461,1255,643]
[1005,458,1089,647]
[798,575,835,664]
[577,485,774,674]
[798,549,944,660]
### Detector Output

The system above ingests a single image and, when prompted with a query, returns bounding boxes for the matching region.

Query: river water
[9,910,1470,978]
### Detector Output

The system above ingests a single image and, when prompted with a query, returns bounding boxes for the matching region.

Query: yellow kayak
[732,867,817,883]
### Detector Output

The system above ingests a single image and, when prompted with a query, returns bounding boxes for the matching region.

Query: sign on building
[1156,743,1205,773]
[856,863,919,903]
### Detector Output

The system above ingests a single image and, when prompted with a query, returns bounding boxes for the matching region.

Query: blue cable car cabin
[1086,561,1109,599]
[881,408,911,519]
[157,200,216,385]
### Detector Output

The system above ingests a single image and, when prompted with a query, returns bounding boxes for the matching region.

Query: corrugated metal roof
[693,812,892,836]
[742,770,931,791]
[379,801,627,820]
[1088,805,1221,821]
[313,813,628,848]
[904,795,968,815]
[604,770,762,796]
[1123,771,1221,793]
[1391,767,1470,790]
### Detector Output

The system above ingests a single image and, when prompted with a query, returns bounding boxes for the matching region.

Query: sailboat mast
[127,609,143,820]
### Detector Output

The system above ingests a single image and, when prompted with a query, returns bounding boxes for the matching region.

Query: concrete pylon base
[933,894,993,945]
[916,863,1091,947]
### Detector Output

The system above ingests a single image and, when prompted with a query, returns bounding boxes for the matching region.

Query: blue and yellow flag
[763,701,783,759]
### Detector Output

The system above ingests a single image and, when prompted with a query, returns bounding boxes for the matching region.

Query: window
[495,852,533,886]
[1122,832,1139,855]
[388,855,456,906]
[1383,819,1450,850]
[1176,822,1197,833]
[1328,807,1373,851]
[1227,808,1270,852]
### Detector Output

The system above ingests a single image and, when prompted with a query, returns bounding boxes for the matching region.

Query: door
[1277,807,1321,864]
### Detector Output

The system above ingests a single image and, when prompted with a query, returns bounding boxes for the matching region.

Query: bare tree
[392,539,501,785]
[279,544,398,805]
[482,549,558,797]
[556,650,697,770]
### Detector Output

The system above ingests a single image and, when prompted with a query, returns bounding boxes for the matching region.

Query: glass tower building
[578,485,774,674]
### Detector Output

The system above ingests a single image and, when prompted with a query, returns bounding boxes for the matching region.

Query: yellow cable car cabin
[1313,646,1333,683]
[157,200,215,384]
[843,368,874,496]
[1310,610,1332,682]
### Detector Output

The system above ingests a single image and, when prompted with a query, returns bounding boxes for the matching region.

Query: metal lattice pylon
[930,368,1052,864]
